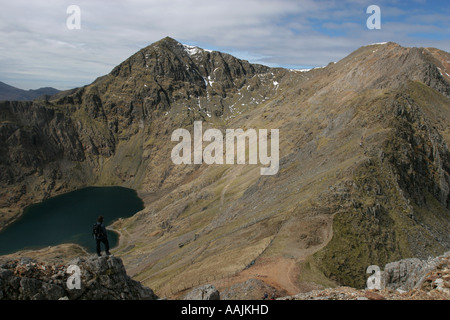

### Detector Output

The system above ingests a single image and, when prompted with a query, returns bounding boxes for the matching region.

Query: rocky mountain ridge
[0,38,448,296]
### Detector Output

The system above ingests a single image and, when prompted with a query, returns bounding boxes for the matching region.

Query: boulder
[382,251,450,291]
[183,284,220,300]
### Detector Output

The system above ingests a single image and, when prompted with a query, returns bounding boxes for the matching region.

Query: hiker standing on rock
[93,216,111,257]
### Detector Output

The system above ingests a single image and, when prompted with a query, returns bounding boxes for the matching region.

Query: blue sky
[0,0,448,90]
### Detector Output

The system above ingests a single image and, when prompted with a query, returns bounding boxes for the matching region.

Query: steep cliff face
[0,101,93,227]
[0,39,448,295]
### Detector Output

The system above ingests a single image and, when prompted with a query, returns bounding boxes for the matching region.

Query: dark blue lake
[0,187,144,255]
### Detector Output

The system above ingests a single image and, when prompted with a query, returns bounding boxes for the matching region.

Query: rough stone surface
[0,255,158,300]
[382,252,450,291]
[279,251,450,300]
[220,278,284,300]
[183,284,220,300]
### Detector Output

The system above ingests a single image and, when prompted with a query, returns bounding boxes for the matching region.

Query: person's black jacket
[93,222,108,240]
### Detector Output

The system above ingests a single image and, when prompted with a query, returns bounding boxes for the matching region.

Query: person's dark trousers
[96,238,110,256]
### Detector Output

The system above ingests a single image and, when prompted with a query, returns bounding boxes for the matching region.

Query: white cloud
[0,0,448,90]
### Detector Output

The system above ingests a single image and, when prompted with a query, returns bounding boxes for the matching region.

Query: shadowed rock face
[0,38,449,293]
[0,255,157,300]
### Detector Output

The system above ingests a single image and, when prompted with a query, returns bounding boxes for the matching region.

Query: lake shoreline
[0,186,144,256]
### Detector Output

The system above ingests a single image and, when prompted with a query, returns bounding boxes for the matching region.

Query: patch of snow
[208,75,214,87]
[273,81,279,86]
[370,42,388,45]
[182,44,213,56]
[183,44,201,56]
[290,68,312,72]
[203,75,214,87]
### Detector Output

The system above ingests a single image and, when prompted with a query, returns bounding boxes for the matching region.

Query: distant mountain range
[0,81,60,101]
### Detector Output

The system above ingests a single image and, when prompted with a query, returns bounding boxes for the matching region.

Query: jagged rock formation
[0,255,157,300]
[279,251,450,300]
[383,251,450,292]
[0,38,449,295]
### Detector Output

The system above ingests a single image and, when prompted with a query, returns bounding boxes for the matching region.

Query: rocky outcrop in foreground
[176,252,449,300]
[280,251,450,300]
[0,255,157,300]
[383,251,450,292]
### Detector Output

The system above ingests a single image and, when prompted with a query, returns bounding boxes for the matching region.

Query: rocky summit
[0,37,449,299]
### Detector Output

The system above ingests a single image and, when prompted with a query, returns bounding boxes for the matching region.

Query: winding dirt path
[213,213,336,296]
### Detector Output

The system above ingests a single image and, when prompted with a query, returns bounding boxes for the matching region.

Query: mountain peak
[149,36,183,50]
[148,37,213,60]
[155,36,180,45]
[324,41,450,97]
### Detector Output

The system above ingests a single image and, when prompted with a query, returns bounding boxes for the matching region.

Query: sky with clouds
[0,0,448,90]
